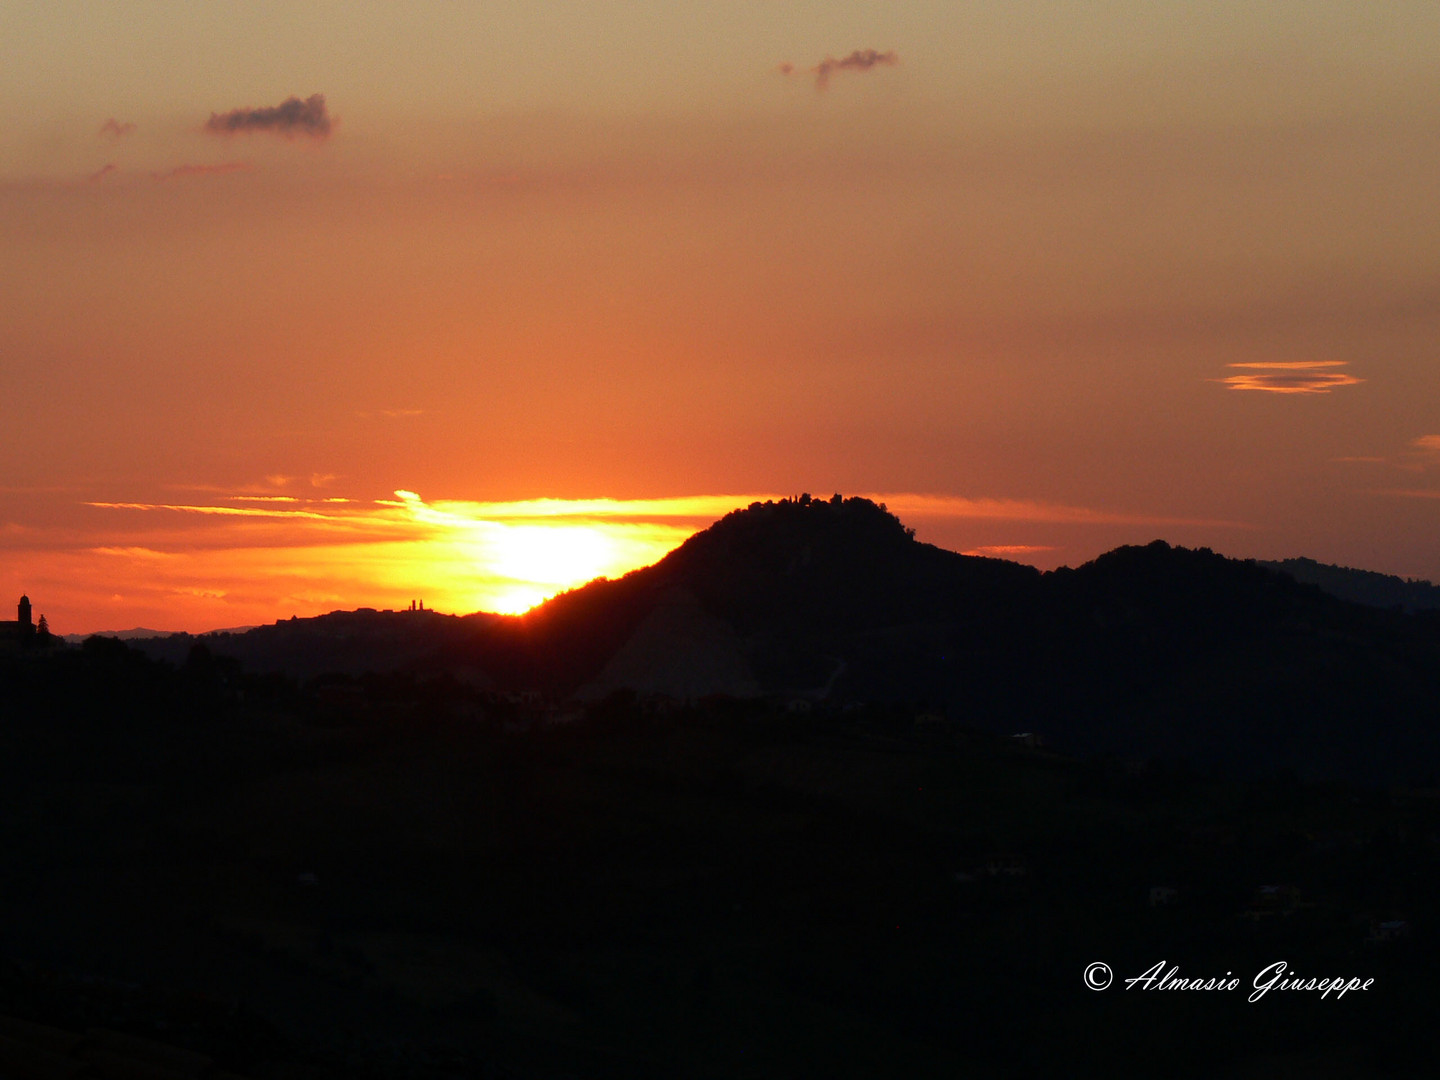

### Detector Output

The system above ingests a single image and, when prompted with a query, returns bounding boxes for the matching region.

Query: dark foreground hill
[125,496,1440,785]
[3,656,1440,1077]
[8,507,1440,1075]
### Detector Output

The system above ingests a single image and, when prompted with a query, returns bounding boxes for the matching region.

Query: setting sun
[1,490,784,632]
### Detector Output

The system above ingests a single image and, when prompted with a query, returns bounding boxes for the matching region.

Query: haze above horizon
[4,3,1438,633]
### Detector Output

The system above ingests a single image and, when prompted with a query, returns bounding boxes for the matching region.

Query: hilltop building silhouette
[0,595,54,651]
[0,595,36,651]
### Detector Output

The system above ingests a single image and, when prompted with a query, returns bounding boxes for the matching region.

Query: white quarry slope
[575,586,761,702]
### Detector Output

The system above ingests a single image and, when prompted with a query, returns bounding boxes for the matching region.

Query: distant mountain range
[1260,557,1440,612]
[62,627,176,644]
[116,496,1440,784]
[62,625,257,644]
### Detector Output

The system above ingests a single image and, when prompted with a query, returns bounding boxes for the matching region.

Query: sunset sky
[4,2,1439,633]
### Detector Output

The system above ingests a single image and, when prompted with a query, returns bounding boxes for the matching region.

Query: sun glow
[381,489,762,614]
[33,491,777,631]
[433,517,699,615]
[483,523,627,590]
[17,487,1252,634]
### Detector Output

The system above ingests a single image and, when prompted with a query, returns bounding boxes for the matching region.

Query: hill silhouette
[14,497,1440,1075]
[123,496,1440,784]
[1262,556,1440,613]
[504,494,1040,698]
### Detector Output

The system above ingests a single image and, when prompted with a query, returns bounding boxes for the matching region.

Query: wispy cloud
[98,118,136,138]
[781,49,898,90]
[1380,489,1440,500]
[90,546,174,560]
[386,492,779,525]
[86,500,334,521]
[1330,435,1440,473]
[87,163,118,183]
[75,490,723,620]
[152,161,249,182]
[96,489,1228,533]
[962,545,1058,557]
[1217,361,1362,394]
[204,94,332,139]
[865,493,1246,529]
[58,489,1244,630]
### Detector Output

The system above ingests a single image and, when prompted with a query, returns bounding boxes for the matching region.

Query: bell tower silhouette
[17,595,32,630]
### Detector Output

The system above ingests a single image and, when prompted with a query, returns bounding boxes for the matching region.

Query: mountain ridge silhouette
[119,496,1440,783]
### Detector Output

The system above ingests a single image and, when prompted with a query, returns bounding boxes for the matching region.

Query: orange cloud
[70,490,715,624]
[1411,435,1440,453]
[1217,361,1362,394]
[98,118,136,138]
[34,490,1247,632]
[962,545,1058,557]
[863,493,1245,529]
[85,501,334,521]
[89,546,174,560]
[204,94,332,139]
[87,163,118,183]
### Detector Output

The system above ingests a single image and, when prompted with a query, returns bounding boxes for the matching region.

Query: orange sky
[3,3,1439,633]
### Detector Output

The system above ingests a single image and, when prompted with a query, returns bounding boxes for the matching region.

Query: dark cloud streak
[781,49,898,90]
[204,94,332,139]
[99,118,136,138]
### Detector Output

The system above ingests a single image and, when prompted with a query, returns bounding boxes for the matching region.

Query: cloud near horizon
[85,489,1242,540]
[866,494,1244,529]
[962,545,1058,557]
[71,491,714,624]
[204,93,332,139]
[781,49,898,90]
[24,489,1249,633]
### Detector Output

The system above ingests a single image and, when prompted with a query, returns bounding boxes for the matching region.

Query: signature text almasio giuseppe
[1125,961,1373,1002]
